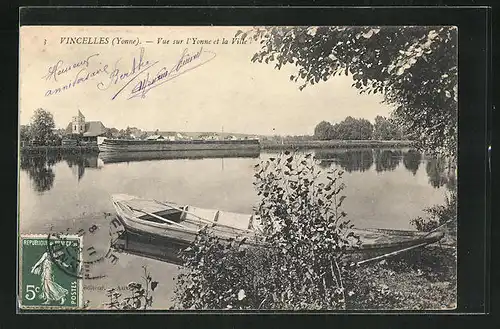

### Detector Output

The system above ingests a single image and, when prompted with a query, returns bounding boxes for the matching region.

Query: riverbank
[19,140,414,154]
[260,140,414,150]
[346,244,456,310]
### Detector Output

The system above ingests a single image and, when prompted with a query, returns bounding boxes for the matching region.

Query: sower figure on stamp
[30,251,70,305]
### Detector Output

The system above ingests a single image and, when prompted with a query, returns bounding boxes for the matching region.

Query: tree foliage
[314,117,373,140]
[373,115,403,140]
[314,120,334,140]
[334,117,373,140]
[30,108,56,144]
[173,152,361,310]
[411,190,457,233]
[244,26,457,159]
[20,125,31,142]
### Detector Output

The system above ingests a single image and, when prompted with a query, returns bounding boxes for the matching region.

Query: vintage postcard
[18,25,457,311]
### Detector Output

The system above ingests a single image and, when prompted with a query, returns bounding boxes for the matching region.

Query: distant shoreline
[260,140,414,149]
[19,140,414,154]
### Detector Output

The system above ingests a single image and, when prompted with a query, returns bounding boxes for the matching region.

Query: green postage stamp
[19,234,83,309]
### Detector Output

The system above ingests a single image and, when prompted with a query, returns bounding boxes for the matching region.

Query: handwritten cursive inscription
[41,47,216,99]
[44,63,110,97]
[96,47,216,100]
[42,54,100,82]
[128,47,216,100]
[96,47,159,100]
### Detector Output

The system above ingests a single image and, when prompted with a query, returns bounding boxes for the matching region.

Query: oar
[422,218,454,239]
[153,199,256,234]
[356,242,428,266]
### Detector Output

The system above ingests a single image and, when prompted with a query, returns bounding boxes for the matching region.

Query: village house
[144,132,192,141]
[197,133,220,141]
[65,110,107,144]
[146,135,165,140]
[164,132,191,141]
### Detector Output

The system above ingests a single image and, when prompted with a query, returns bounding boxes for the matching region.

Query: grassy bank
[20,145,99,154]
[346,244,456,310]
[260,140,414,150]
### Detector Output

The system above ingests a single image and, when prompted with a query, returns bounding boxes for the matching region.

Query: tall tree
[314,121,333,140]
[30,108,56,145]
[334,117,373,140]
[244,26,457,160]
[357,118,374,140]
[373,115,402,140]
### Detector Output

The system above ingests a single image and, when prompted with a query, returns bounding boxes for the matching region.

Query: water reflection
[112,230,185,266]
[19,149,456,194]
[426,157,456,190]
[315,149,405,173]
[315,149,373,172]
[20,152,101,191]
[374,149,402,172]
[19,154,58,193]
[403,150,422,176]
[313,148,456,191]
[65,153,100,181]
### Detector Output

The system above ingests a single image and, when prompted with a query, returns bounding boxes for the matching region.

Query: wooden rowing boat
[111,194,444,263]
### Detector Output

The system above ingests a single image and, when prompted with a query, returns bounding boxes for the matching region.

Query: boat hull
[111,194,444,265]
[114,217,444,265]
[114,221,444,265]
[113,222,190,266]
[98,139,261,153]
[98,148,260,164]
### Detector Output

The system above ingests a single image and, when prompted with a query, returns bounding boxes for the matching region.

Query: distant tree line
[314,116,408,141]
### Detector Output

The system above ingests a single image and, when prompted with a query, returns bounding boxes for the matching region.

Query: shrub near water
[411,191,457,233]
[173,152,361,310]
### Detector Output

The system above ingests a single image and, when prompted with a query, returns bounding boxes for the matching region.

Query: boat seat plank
[184,207,219,224]
[126,198,172,214]
[216,211,253,231]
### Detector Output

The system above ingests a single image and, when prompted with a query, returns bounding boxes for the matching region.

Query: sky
[20,26,393,136]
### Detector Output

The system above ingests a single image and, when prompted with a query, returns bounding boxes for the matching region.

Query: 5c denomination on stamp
[19,234,83,309]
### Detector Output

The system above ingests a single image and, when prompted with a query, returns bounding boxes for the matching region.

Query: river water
[18,148,454,309]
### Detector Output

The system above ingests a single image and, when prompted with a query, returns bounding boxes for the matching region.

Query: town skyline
[22,107,397,138]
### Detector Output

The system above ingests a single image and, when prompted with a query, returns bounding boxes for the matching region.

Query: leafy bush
[173,152,360,310]
[411,190,457,233]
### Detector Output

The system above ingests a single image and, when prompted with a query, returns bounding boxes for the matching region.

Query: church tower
[72,110,86,134]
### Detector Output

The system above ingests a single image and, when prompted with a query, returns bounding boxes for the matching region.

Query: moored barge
[98,138,261,153]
